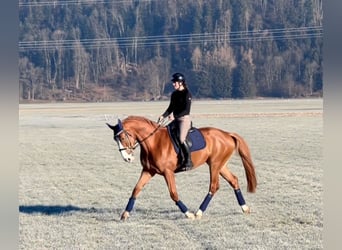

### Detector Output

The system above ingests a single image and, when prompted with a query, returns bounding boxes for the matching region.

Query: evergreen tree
[210,65,232,98]
[232,59,255,98]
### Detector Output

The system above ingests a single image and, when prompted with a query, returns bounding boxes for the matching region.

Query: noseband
[115,123,161,152]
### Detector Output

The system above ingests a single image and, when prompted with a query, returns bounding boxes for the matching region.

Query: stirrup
[176,160,193,172]
[184,161,193,170]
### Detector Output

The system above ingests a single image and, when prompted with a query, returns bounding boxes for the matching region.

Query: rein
[137,124,162,145]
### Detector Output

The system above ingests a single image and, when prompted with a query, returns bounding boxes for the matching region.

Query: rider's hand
[157,116,164,124]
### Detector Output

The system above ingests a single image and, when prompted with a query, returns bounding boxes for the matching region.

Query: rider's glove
[157,116,164,124]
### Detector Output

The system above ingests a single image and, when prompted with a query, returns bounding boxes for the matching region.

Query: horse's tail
[230,133,257,193]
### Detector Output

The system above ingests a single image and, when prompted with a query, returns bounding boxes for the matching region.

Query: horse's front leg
[121,170,154,221]
[163,170,195,219]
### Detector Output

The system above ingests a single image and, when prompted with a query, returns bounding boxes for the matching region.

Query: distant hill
[19,0,323,102]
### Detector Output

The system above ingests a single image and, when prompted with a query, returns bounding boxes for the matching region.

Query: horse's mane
[125,115,158,128]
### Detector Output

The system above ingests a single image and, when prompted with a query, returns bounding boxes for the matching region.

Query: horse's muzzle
[123,155,134,163]
[120,150,135,163]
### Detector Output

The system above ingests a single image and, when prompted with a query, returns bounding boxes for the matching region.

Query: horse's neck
[127,117,157,138]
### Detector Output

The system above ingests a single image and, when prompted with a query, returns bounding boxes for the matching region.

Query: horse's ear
[107,119,124,135]
[117,118,122,127]
[106,123,115,130]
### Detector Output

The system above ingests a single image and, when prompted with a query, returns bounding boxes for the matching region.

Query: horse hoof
[195,210,203,219]
[121,211,130,221]
[241,205,251,214]
[185,211,195,220]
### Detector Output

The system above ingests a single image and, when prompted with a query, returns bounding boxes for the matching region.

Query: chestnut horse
[106,116,257,220]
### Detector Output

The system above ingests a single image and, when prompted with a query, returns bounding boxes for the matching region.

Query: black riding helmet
[171,73,185,83]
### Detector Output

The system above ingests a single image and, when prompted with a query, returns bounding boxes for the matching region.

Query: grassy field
[19,99,323,249]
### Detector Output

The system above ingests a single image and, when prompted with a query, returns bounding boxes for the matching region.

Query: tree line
[19,0,323,102]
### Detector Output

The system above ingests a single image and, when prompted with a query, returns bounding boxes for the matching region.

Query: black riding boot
[180,142,193,171]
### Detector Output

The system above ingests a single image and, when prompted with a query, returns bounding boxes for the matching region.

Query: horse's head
[106,119,138,163]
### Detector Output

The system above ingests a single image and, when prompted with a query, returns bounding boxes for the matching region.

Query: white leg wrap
[185,211,195,219]
[195,209,203,219]
[241,204,250,213]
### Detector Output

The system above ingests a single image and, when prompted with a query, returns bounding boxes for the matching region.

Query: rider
[158,73,193,171]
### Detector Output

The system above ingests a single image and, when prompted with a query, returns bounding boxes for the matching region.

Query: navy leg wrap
[234,189,246,206]
[176,200,188,213]
[125,197,136,212]
[199,193,213,212]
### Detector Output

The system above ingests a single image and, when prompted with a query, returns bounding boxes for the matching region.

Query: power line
[19,26,321,44]
[19,0,163,7]
[19,26,322,52]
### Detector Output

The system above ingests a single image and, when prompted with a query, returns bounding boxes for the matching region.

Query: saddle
[166,121,206,154]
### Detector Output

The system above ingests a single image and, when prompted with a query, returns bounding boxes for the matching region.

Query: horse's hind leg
[219,167,251,214]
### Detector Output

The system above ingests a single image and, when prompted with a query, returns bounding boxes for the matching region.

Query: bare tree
[19,57,44,100]
[52,30,66,89]
[140,57,170,100]
[73,40,89,90]
[191,47,202,71]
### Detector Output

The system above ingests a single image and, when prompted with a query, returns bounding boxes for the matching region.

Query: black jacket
[162,88,192,119]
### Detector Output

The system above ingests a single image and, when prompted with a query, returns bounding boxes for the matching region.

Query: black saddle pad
[166,121,206,154]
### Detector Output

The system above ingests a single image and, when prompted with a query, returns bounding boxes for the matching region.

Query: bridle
[115,130,139,152]
[115,123,162,152]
